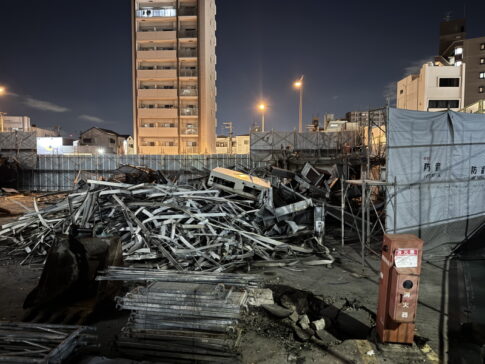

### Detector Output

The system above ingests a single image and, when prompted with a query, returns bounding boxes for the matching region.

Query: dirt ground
[0,244,441,363]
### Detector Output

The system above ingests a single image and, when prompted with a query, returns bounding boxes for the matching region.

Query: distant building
[2,116,31,131]
[345,110,386,125]
[461,99,485,114]
[324,120,359,132]
[215,135,250,154]
[1,115,59,137]
[438,18,485,106]
[132,0,217,155]
[37,137,75,155]
[79,127,133,155]
[397,62,466,111]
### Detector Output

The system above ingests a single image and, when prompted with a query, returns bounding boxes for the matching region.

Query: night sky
[0,0,484,137]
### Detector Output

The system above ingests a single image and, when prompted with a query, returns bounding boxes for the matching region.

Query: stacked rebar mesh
[0,322,96,363]
[108,269,261,362]
[0,180,320,269]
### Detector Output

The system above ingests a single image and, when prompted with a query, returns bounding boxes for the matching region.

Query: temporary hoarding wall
[19,154,267,191]
[250,130,359,162]
[386,108,485,252]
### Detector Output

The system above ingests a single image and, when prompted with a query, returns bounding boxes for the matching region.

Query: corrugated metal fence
[19,154,268,191]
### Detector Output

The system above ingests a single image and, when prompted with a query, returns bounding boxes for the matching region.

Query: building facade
[1,116,59,137]
[345,110,386,125]
[397,62,466,111]
[438,19,485,107]
[215,135,250,154]
[79,127,133,155]
[132,0,217,155]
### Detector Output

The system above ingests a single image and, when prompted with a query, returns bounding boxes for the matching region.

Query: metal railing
[139,47,175,51]
[139,66,176,70]
[137,9,176,18]
[139,27,175,32]
[181,108,198,116]
[179,49,197,57]
[179,7,197,16]
[139,105,177,109]
[179,30,197,38]
[180,88,198,96]
[179,69,198,77]
[181,128,198,135]
[139,85,176,90]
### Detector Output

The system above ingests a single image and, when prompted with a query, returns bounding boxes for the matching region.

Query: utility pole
[223,122,233,154]
[0,112,6,133]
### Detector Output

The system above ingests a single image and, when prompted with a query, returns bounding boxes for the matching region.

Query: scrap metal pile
[0,322,96,363]
[97,267,260,362]
[0,166,334,270]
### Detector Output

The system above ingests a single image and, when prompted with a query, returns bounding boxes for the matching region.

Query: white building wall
[397,63,466,112]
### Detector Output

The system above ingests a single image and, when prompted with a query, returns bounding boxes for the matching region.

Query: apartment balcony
[181,129,198,136]
[138,108,178,118]
[137,69,177,79]
[179,7,197,16]
[179,30,197,39]
[180,89,198,97]
[179,69,198,78]
[136,30,176,41]
[137,88,177,98]
[137,50,177,60]
[138,127,179,138]
[179,49,197,58]
[136,9,176,18]
[139,145,179,155]
[180,108,198,116]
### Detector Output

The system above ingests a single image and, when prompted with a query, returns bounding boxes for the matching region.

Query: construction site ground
[0,195,444,363]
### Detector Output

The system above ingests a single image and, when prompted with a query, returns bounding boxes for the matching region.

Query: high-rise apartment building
[132,0,217,155]
[438,19,485,107]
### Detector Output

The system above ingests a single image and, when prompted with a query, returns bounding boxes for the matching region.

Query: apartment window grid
[134,0,207,155]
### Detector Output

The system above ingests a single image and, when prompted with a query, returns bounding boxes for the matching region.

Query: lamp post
[0,86,6,132]
[293,76,304,132]
[258,103,266,132]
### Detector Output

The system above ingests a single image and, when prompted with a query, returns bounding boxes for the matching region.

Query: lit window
[454,47,463,55]
[480,72,485,79]
[481,58,485,64]
[481,43,485,50]
[480,86,484,94]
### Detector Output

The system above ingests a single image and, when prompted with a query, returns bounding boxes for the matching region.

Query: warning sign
[394,249,418,268]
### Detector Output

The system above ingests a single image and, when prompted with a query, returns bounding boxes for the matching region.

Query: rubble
[0,165,335,270]
[0,322,97,363]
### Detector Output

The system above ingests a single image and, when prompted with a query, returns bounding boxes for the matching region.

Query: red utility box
[376,234,423,344]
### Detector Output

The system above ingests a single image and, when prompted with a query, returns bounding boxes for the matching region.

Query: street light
[258,103,266,132]
[0,86,6,132]
[293,76,304,132]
